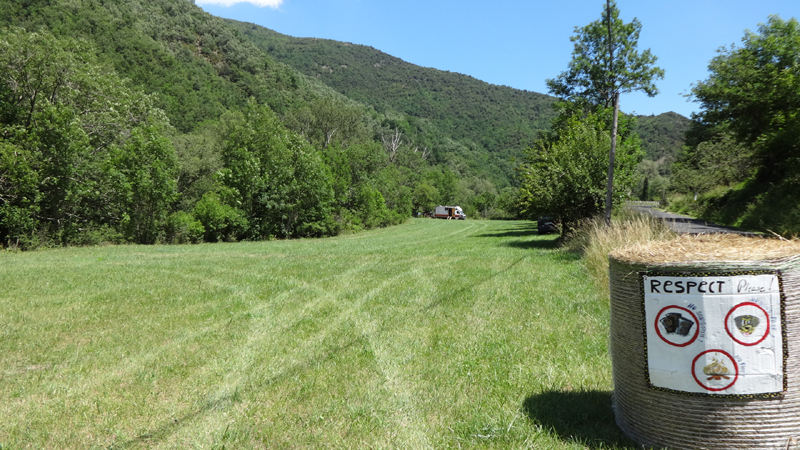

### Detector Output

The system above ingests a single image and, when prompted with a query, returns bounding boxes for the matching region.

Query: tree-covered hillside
[631,112,691,201]
[634,112,690,162]
[0,0,694,249]
[226,20,689,187]
[0,0,333,133]
[224,19,558,187]
[0,0,480,247]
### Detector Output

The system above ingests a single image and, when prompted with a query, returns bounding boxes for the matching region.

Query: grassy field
[0,219,636,449]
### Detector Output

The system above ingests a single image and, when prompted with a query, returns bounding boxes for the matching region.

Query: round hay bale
[609,234,800,450]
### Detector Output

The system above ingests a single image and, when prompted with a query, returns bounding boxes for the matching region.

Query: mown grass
[1,219,636,449]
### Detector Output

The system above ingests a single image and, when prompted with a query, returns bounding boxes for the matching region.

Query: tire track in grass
[328,219,489,256]
[7,220,510,447]
[176,247,458,448]
[110,254,382,447]
[119,244,447,447]
[16,252,375,448]
[348,260,457,450]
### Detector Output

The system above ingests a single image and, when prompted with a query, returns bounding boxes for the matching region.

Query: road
[632,206,758,235]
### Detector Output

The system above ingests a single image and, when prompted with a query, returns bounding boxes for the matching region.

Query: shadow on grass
[504,238,561,251]
[476,223,539,238]
[522,389,637,449]
[422,255,528,311]
[475,223,562,251]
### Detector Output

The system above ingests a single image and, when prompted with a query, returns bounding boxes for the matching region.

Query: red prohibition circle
[692,349,739,391]
[725,301,770,346]
[654,305,700,347]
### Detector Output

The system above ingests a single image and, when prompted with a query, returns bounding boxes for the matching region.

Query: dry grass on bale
[611,233,800,266]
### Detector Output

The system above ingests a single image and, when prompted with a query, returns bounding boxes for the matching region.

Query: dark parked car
[537,217,557,234]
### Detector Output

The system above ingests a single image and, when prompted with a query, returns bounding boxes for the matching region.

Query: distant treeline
[0,26,495,248]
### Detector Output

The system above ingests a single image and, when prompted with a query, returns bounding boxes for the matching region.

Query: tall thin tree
[547,0,664,225]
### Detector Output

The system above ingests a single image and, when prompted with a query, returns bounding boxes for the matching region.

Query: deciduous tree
[0,28,178,246]
[546,0,663,224]
[517,112,640,232]
[690,16,800,180]
[218,101,334,239]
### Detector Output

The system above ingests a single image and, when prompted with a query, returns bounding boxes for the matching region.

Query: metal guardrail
[626,201,660,207]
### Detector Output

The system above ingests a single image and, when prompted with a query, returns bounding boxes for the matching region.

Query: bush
[165,212,205,244]
[66,225,126,247]
[193,192,248,242]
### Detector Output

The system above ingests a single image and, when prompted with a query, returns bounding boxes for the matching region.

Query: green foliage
[165,211,205,244]
[0,27,178,247]
[0,0,690,248]
[671,132,754,194]
[192,191,247,242]
[171,125,223,211]
[412,183,440,214]
[286,95,369,149]
[0,0,314,133]
[517,111,641,231]
[634,112,690,163]
[117,123,179,244]
[668,16,800,235]
[545,0,662,223]
[546,0,664,109]
[691,15,800,179]
[218,101,334,239]
[353,184,391,229]
[224,18,558,188]
[634,159,669,201]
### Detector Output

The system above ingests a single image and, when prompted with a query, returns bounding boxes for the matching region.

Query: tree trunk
[604,0,617,227]
[605,92,620,226]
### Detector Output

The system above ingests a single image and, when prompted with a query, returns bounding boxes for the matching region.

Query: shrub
[193,192,248,242]
[165,211,205,244]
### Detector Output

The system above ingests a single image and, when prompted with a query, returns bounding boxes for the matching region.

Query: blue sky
[196,0,800,118]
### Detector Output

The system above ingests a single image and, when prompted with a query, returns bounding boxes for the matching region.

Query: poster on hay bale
[641,271,786,397]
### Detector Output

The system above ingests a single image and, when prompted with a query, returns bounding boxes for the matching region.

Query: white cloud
[195,0,283,8]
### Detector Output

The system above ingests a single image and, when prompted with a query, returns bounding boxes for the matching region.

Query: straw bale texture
[609,235,800,450]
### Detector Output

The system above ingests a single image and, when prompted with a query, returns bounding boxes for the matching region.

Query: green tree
[671,132,754,195]
[412,183,440,214]
[690,16,800,180]
[546,0,663,224]
[218,101,334,239]
[635,158,670,201]
[171,125,223,211]
[287,96,366,149]
[192,191,247,242]
[0,28,178,247]
[517,112,640,232]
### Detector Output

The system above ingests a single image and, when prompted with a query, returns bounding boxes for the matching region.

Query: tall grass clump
[566,208,677,296]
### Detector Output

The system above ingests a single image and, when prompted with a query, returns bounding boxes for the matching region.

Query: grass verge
[565,209,677,298]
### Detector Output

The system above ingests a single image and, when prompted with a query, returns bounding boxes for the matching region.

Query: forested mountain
[629,112,690,201]
[0,0,462,247]
[0,0,330,133]
[634,112,690,163]
[224,20,559,187]
[226,20,689,186]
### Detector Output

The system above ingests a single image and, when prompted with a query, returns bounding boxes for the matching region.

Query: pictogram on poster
[641,271,786,397]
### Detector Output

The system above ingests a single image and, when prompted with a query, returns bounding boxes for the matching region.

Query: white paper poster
[642,271,786,397]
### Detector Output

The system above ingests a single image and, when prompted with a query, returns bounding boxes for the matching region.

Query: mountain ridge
[225,18,689,183]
